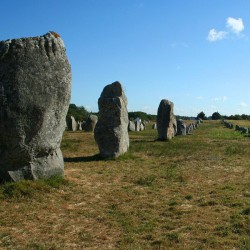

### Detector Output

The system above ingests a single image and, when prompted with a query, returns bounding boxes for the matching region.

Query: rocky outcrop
[0,32,71,182]
[157,99,176,140]
[94,81,129,158]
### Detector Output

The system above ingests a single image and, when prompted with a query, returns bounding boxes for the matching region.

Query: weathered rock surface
[177,119,186,135]
[157,99,177,140]
[128,121,136,131]
[85,114,98,132]
[0,32,71,182]
[94,81,129,158]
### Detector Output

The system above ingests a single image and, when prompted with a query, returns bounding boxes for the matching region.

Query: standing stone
[0,32,71,182]
[134,117,141,132]
[152,123,157,129]
[140,123,145,131]
[69,116,78,131]
[78,121,83,131]
[176,119,186,135]
[94,81,129,158]
[157,99,177,140]
[85,114,98,132]
[128,120,136,131]
[186,124,193,134]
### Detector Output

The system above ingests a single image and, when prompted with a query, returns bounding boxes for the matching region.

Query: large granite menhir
[0,32,71,182]
[94,81,129,158]
[157,99,177,140]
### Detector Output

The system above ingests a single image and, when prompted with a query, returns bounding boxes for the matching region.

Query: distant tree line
[223,114,250,120]
[66,104,89,122]
[197,111,250,120]
[128,111,156,121]
[66,104,250,123]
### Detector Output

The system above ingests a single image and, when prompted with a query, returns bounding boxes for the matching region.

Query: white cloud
[207,29,227,42]
[196,96,203,100]
[207,17,245,42]
[227,17,244,34]
[212,96,227,102]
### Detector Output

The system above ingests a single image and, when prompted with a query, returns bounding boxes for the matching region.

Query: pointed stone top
[100,81,124,98]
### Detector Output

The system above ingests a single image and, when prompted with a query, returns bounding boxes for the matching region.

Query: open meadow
[0,120,249,250]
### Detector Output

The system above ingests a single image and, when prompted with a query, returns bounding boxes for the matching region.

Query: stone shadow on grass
[64,154,103,163]
[131,140,156,143]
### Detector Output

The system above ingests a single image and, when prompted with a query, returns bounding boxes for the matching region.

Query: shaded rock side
[157,99,177,140]
[85,114,98,132]
[0,32,71,181]
[94,81,129,158]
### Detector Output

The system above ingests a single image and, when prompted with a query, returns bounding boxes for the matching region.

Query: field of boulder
[0,120,249,249]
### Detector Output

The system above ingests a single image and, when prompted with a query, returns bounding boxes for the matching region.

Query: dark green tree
[128,111,156,121]
[197,111,206,120]
[211,112,221,120]
[66,104,89,122]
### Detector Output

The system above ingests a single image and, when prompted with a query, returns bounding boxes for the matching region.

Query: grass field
[0,120,249,249]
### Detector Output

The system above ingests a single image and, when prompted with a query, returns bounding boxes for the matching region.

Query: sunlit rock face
[0,32,71,182]
[157,99,177,140]
[94,81,129,158]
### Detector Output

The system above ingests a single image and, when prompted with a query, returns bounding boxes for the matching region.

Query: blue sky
[1,0,250,116]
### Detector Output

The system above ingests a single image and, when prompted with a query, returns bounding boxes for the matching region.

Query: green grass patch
[0,175,68,199]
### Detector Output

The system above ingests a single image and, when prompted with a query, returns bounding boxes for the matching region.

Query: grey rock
[94,81,129,158]
[235,125,240,131]
[176,119,186,135]
[0,31,71,182]
[85,114,98,132]
[157,99,177,140]
[152,123,157,129]
[224,120,234,129]
[78,121,83,130]
[68,116,78,131]
[241,127,248,134]
[140,123,145,131]
[128,120,135,131]
[186,124,193,134]
[134,117,141,132]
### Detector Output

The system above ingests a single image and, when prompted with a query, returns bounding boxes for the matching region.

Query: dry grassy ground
[0,120,249,250]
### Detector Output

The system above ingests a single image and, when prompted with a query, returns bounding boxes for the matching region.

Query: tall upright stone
[67,116,78,131]
[157,99,177,140]
[176,119,186,135]
[0,32,71,182]
[85,114,98,132]
[94,81,129,158]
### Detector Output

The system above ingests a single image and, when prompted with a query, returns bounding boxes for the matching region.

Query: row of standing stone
[223,120,250,134]
[0,32,202,182]
[67,114,147,132]
[67,115,98,132]
[94,82,202,158]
